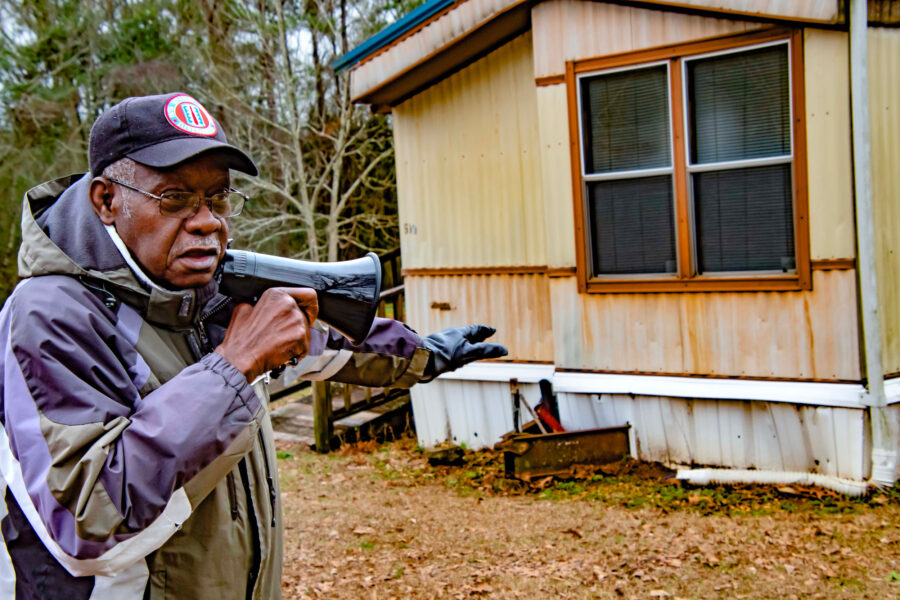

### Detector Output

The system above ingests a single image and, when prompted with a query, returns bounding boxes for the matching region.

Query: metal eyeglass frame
[105,177,248,218]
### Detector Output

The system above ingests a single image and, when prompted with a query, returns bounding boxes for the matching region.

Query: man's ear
[89,177,116,225]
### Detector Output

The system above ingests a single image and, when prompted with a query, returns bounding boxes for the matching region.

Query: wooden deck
[269,382,412,449]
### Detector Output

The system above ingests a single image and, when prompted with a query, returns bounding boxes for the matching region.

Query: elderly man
[0,93,506,599]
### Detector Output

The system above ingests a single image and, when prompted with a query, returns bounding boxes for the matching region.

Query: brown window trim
[566,27,810,294]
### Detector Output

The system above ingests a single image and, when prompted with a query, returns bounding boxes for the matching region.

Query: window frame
[566,27,810,293]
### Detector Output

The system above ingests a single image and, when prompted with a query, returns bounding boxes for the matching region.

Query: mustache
[173,236,222,254]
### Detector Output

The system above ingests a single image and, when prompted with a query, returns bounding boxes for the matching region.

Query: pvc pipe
[849,0,898,485]
[676,468,871,497]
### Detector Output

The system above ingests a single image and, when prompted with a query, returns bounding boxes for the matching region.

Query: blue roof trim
[332,0,457,72]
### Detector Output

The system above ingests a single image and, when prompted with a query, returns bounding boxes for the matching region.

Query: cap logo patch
[164,95,217,137]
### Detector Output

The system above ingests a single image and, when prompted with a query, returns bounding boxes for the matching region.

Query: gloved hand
[422,324,508,382]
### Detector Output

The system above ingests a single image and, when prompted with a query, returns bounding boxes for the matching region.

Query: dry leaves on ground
[277,436,900,599]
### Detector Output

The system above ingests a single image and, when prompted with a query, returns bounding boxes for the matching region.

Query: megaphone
[217,249,382,345]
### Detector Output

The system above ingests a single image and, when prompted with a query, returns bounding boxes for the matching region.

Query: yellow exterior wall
[532,3,759,270]
[388,2,862,380]
[623,0,840,23]
[531,0,759,78]
[804,29,856,261]
[870,27,900,374]
[526,5,860,379]
[550,270,860,380]
[537,84,576,269]
[392,31,545,269]
[404,274,555,362]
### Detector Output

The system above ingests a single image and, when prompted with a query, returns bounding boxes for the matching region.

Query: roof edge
[333,0,457,72]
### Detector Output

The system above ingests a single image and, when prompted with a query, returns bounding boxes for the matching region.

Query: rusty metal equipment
[496,424,631,480]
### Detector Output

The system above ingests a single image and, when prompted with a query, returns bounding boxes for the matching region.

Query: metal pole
[849,0,897,485]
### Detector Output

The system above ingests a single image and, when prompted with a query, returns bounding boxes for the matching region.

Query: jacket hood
[18,173,215,327]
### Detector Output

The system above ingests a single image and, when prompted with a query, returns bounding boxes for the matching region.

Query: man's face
[106,154,231,289]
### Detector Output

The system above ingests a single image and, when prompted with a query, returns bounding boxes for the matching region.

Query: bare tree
[187,0,400,262]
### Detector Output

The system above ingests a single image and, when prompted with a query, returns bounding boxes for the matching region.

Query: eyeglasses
[106,178,247,219]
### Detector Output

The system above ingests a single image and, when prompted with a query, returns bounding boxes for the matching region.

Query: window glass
[693,164,795,272]
[581,65,671,173]
[588,176,676,275]
[574,37,800,286]
[688,45,790,164]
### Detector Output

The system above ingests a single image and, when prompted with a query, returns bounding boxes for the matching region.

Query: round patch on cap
[164,95,217,137]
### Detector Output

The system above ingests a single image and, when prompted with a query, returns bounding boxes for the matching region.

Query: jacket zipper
[257,430,277,527]
[238,459,261,600]
[196,296,232,354]
[202,295,267,596]
[200,295,232,322]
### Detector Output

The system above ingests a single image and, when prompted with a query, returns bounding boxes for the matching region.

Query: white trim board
[883,377,900,405]
[437,362,555,383]
[438,363,869,409]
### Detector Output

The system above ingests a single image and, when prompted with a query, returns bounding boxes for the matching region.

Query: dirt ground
[277,437,900,599]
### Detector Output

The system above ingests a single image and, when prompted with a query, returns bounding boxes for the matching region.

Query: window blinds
[588,177,677,275]
[581,66,671,173]
[580,65,676,275]
[693,165,795,272]
[688,45,790,164]
[687,44,794,273]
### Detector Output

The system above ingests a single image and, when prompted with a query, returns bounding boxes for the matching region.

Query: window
[567,29,809,293]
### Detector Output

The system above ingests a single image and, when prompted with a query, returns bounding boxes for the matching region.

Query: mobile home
[337,0,900,488]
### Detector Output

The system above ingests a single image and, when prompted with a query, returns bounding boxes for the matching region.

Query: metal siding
[348,0,841,97]
[663,398,695,464]
[410,380,542,449]
[549,270,860,380]
[537,84,577,269]
[349,0,521,100]
[805,29,856,261]
[870,28,900,374]
[558,392,635,431]
[393,32,546,269]
[531,0,761,79]
[531,10,855,267]
[751,403,785,471]
[570,394,864,478]
[416,384,865,478]
[632,0,839,22]
[334,0,456,72]
[403,274,555,362]
[768,402,815,471]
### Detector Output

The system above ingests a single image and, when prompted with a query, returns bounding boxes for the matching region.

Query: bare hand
[215,287,319,381]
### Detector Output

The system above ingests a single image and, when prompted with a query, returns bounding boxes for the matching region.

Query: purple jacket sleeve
[0,275,261,567]
[287,318,431,388]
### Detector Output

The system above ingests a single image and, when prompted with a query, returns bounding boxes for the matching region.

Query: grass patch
[297,437,900,518]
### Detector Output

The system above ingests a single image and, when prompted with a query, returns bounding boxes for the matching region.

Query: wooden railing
[270,248,407,450]
[376,247,404,323]
[302,249,406,451]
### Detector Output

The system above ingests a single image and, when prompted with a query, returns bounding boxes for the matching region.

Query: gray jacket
[0,173,429,599]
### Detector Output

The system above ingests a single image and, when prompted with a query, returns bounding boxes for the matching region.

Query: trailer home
[337,0,900,488]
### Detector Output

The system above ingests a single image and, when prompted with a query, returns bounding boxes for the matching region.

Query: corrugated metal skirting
[412,380,544,448]
[411,381,868,481]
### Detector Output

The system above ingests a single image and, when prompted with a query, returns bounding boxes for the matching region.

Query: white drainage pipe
[676,468,871,497]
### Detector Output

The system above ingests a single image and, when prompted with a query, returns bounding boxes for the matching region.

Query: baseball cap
[89,93,258,177]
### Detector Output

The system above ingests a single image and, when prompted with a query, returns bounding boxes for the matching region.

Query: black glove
[422,324,508,381]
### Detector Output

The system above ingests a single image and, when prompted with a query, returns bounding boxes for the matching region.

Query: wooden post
[313,381,333,453]
[343,384,352,411]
